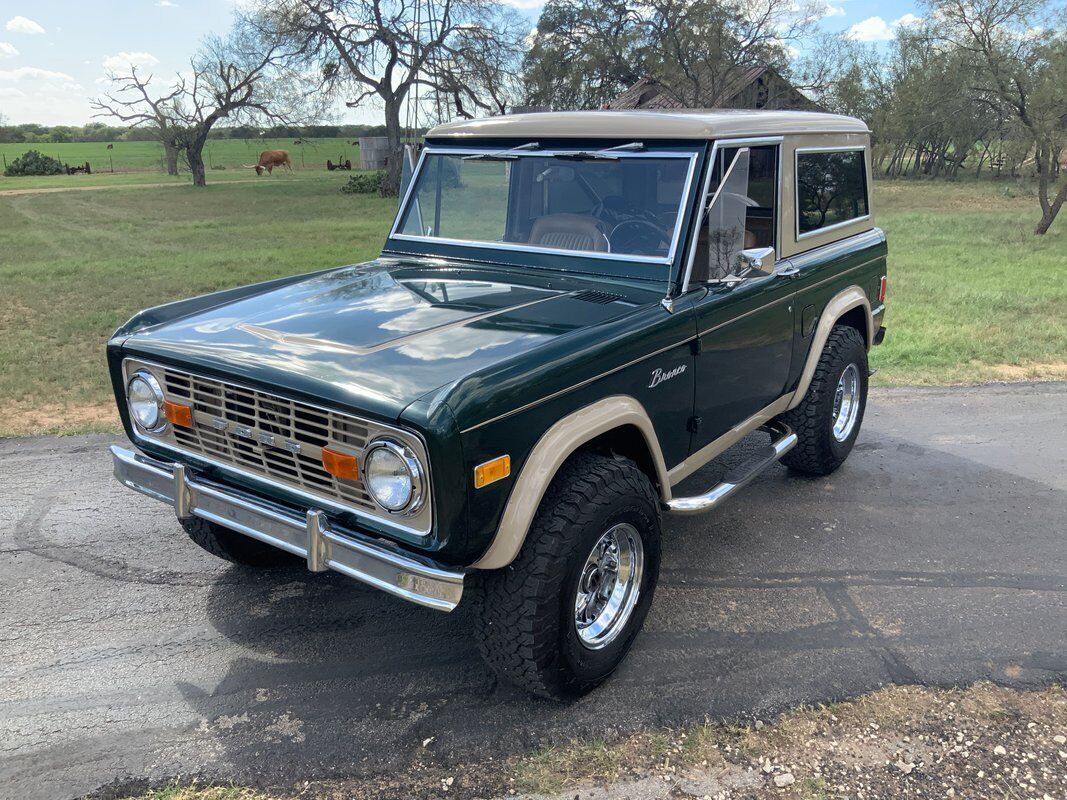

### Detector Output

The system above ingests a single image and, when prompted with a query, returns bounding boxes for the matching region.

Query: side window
[732,145,778,250]
[692,144,779,283]
[795,149,869,236]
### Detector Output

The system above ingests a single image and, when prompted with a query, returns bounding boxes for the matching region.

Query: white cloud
[5,16,45,35]
[893,12,923,27]
[0,66,76,83]
[0,63,90,124]
[846,13,922,42]
[846,17,893,41]
[499,0,545,8]
[0,41,18,59]
[156,0,179,6]
[102,51,160,72]
[819,1,846,17]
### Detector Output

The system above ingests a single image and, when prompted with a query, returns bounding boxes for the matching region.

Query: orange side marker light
[163,400,193,428]
[322,447,360,480]
[474,455,511,489]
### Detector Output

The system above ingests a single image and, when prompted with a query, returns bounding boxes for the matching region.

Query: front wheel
[778,324,869,476]
[472,452,661,699]
[181,517,300,568]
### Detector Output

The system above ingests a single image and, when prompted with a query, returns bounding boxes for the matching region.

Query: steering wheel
[609,219,669,256]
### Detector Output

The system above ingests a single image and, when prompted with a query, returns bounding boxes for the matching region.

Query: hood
[119,258,662,421]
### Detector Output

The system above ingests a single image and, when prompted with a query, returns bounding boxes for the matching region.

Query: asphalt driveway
[1,383,1065,799]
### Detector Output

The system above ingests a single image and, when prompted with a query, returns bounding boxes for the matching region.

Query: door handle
[775,265,800,278]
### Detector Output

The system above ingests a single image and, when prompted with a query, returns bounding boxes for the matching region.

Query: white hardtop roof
[428,109,870,140]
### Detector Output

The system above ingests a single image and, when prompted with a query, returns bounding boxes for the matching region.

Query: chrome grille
[161,368,376,510]
[121,359,432,535]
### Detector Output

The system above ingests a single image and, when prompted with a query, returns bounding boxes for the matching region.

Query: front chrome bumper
[110,445,464,611]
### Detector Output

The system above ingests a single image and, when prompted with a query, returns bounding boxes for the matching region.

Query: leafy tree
[523,0,644,110]
[523,0,820,110]
[925,0,1067,232]
[641,0,816,108]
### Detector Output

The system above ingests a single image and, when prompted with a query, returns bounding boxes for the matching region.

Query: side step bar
[666,421,798,515]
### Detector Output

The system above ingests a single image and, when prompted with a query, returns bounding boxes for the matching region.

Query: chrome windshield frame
[387,146,700,266]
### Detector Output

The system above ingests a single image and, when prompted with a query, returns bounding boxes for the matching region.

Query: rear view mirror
[536,166,576,183]
[740,246,775,272]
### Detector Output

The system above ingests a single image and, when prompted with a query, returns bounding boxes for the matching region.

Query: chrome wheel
[574,523,644,650]
[831,363,861,442]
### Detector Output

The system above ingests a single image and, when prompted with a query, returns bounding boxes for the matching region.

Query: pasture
[0,174,1063,436]
[0,137,362,175]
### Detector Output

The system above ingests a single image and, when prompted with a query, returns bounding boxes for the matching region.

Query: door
[689,143,796,450]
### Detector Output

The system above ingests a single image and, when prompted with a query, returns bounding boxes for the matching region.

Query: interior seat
[528,214,610,253]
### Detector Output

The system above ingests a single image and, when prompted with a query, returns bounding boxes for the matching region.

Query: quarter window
[795,150,869,235]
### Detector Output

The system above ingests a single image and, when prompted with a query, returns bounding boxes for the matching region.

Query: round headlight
[363,439,424,515]
[126,371,166,432]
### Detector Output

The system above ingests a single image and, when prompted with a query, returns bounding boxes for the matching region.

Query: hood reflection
[126,260,648,417]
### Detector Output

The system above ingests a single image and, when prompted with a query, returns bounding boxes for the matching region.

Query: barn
[605,64,823,112]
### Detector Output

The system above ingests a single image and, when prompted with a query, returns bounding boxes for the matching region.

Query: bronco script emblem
[648,364,687,388]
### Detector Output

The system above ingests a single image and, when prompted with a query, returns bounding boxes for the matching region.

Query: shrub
[341,171,385,194]
[4,149,66,177]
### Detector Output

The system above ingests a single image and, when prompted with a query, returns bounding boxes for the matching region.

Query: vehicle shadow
[182,427,1067,787]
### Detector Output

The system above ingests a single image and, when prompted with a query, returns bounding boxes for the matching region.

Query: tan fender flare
[469,396,670,570]
[787,286,873,411]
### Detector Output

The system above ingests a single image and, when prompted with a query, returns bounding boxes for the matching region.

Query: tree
[522,0,820,111]
[93,24,304,186]
[522,0,644,110]
[245,0,525,196]
[926,0,1067,233]
[640,0,818,109]
[92,68,183,175]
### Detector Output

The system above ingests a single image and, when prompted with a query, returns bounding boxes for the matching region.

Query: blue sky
[0,0,923,126]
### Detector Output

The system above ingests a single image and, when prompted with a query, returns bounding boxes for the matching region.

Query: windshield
[392,149,696,262]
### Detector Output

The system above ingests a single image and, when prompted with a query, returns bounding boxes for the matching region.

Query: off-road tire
[181,517,299,567]
[471,452,661,699]
[779,324,868,476]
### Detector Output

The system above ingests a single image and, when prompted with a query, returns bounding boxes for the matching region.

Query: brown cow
[244,150,293,175]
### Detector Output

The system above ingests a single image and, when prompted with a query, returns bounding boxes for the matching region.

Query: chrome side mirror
[740,246,775,272]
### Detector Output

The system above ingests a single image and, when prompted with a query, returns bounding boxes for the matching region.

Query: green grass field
[0,137,362,175]
[0,175,1063,436]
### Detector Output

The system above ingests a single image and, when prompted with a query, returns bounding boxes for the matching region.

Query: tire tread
[471,452,658,698]
[779,324,867,476]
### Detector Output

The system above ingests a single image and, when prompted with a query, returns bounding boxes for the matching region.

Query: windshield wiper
[462,142,541,161]
[554,142,645,161]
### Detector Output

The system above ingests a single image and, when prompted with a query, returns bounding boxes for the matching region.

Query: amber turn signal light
[163,400,193,428]
[322,447,360,481]
[474,455,511,489]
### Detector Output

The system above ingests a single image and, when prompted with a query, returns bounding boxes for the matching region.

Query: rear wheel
[779,324,868,476]
[181,517,299,568]
[472,452,661,699]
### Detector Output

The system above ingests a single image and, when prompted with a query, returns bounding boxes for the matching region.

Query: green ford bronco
[109,109,887,698]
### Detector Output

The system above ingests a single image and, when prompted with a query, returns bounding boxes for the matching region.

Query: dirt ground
[0,400,119,437]
[109,683,1067,800]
